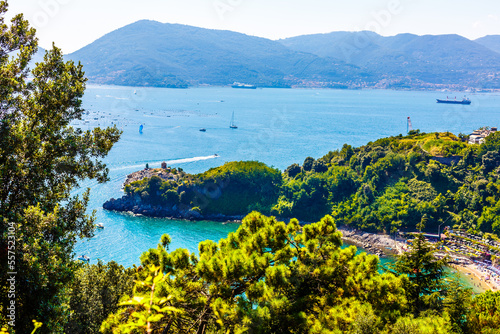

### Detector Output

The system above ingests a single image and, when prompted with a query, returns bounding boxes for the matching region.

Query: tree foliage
[391,234,447,315]
[121,130,500,239]
[101,265,181,334]
[467,291,500,333]
[443,278,473,334]
[102,212,407,333]
[285,163,302,178]
[64,261,135,334]
[302,156,315,172]
[0,2,121,332]
[125,161,282,216]
[312,159,328,173]
[101,212,498,334]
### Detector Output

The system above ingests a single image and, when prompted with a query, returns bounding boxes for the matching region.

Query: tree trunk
[196,320,207,334]
[162,319,173,334]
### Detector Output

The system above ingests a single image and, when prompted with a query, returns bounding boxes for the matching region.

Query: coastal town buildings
[468,127,497,144]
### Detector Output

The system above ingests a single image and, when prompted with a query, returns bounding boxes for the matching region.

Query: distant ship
[436,97,471,105]
[199,128,206,132]
[230,111,238,129]
[231,82,257,89]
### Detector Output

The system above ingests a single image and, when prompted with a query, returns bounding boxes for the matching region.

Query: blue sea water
[74,86,500,275]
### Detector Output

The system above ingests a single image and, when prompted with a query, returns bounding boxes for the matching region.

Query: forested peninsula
[104,130,500,239]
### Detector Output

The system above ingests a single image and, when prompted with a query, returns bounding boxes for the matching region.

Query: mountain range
[475,35,500,54]
[280,32,500,89]
[65,20,500,90]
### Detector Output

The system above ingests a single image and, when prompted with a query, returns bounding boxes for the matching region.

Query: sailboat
[229,111,238,129]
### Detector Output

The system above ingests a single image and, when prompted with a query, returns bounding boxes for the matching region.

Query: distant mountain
[67,20,367,88]
[67,21,500,89]
[280,32,500,89]
[475,35,500,54]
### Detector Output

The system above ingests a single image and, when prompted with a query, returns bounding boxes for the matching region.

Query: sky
[6,0,500,53]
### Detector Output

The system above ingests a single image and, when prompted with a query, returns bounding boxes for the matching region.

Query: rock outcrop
[104,167,245,222]
[103,194,243,222]
[339,227,405,257]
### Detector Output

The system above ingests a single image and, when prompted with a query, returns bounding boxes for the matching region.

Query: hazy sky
[6,0,500,53]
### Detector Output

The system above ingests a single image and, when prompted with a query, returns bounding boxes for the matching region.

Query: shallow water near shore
[74,86,500,293]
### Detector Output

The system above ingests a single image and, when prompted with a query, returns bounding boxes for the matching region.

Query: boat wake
[110,155,219,172]
[105,95,129,100]
[74,155,220,191]
[168,155,218,164]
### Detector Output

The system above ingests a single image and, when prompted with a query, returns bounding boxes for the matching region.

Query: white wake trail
[110,155,219,172]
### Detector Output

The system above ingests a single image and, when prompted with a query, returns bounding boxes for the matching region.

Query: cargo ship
[231,82,257,89]
[436,97,471,105]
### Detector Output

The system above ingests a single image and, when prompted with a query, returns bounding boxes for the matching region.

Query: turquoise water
[74,86,500,269]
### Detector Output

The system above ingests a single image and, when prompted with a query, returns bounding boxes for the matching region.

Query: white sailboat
[229,111,238,129]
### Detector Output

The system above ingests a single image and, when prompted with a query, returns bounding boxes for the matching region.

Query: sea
[73,86,499,291]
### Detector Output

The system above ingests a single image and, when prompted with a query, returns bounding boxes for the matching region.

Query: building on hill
[468,127,497,144]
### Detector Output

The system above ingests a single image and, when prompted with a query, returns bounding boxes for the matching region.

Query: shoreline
[103,196,245,222]
[86,84,500,93]
[450,263,500,293]
[338,226,404,258]
[104,192,500,294]
[338,227,500,293]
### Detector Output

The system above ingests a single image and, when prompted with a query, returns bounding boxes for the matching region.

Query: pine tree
[391,234,447,316]
[102,212,407,333]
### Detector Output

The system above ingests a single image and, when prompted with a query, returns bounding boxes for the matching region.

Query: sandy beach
[449,263,500,293]
[337,227,500,295]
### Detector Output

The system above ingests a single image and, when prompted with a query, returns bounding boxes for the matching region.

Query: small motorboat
[77,255,90,262]
[96,223,104,229]
[199,128,206,132]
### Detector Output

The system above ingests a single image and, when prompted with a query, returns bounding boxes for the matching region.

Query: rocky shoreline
[338,227,405,257]
[104,167,243,222]
[104,196,403,256]
[103,196,243,222]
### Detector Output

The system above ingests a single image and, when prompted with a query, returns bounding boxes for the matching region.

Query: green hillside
[124,161,282,216]
[124,131,500,238]
[276,130,500,237]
